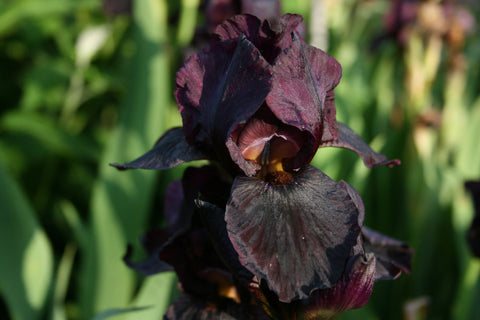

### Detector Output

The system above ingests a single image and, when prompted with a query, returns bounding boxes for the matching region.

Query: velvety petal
[214,14,264,44]
[175,36,272,176]
[110,127,206,171]
[319,122,401,168]
[362,227,414,280]
[214,14,303,63]
[225,165,361,302]
[268,14,304,58]
[301,253,376,319]
[195,200,254,286]
[163,179,190,233]
[266,34,342,169]
[164,294,266,320]
[182,166,232,209]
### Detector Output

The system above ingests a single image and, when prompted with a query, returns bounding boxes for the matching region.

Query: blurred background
[1,0,479,319]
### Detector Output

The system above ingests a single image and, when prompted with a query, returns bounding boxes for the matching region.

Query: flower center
[237,118,304,179]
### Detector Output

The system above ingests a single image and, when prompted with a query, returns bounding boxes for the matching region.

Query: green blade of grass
[124,272,179,320]
[81,0,171,317]
[0,160,54,320]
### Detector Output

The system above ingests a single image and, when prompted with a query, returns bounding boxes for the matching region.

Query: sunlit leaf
[0,160,54,320]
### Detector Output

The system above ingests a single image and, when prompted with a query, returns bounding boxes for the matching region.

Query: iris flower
[125,166,412,319]
[114,13,408,310]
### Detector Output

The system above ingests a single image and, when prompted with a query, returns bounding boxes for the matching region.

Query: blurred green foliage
[0,0,479,319]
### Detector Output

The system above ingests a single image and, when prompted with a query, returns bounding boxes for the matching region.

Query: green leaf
[0,0,98,37]
[92,307,151,320]
[1,111,100,161]
[80,0,172,317]
[124,272,179,320]
[0,160,54,320]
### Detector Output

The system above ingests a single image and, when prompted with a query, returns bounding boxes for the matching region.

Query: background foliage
[0,0,479,319]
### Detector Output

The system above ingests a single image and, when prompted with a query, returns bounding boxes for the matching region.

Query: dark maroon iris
[113,12,411,318]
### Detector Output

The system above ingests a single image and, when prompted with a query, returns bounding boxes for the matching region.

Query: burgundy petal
[110,127,206,171]
[163,179,188,233]
[266,34,342,169]
[225,165,361,302]
[195,200,254,285]
[362,227,414,280]
[182,166,232,209]
[214,14,304,63]
[175,36,272,176]
[319,122,402,168]
[301,253,376,319]
[214,14,264,44]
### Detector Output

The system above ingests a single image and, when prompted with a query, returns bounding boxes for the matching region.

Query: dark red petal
[266,35,342,169]
[301,253,376,319]
[362,227,414,280]
[110,127,206,171]
[214,14,263,43]
[181,166,231,209]
[320,122,402,168]
[225,165,361,302]
[163,180,187,233]
[175,37,272,176]
[214,14,304,63]
[195,200,254,285]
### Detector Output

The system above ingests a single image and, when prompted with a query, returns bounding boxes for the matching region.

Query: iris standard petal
[266,34,342,169]
[175,36,272,176]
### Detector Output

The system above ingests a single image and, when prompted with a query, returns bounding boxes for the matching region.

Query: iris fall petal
[225,165,361,302]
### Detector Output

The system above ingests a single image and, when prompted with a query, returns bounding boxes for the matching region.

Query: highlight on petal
[175,36,272,176]
[320,122,401,168]
[225,165,361,302]
[300,253,376,319]
[362,227,414,280]
[110,127,206,171]
[266,34,342,169]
